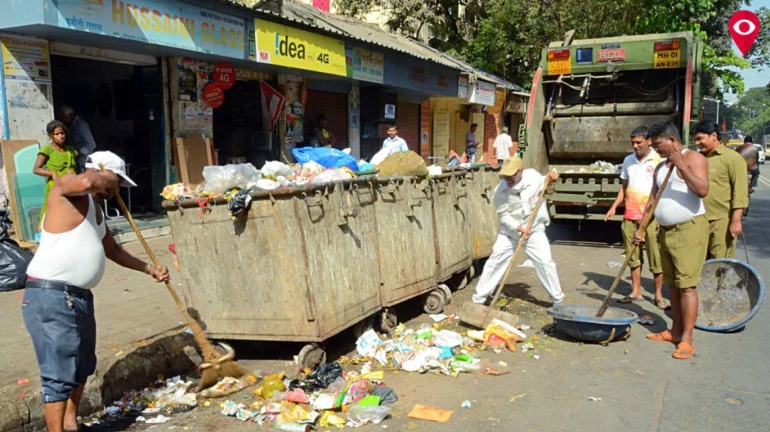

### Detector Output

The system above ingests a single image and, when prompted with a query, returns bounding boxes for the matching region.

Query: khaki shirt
[704,145,749,221]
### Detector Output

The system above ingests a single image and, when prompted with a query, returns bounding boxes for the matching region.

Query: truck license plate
[653,50,681,68]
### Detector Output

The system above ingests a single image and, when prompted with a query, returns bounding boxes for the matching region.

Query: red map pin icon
[729,10,761,56]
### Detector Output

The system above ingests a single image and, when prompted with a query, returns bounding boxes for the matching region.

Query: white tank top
[654,150,705,227]
[27,195,107,289]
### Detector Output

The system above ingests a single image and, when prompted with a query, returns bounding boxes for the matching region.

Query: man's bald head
[58,105,76,126]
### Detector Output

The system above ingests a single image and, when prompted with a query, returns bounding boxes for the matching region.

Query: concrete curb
[0,331,196,432]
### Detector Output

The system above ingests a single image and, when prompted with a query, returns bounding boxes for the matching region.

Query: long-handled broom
[104,168,246,391]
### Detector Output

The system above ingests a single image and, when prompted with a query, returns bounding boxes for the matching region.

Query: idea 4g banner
[254,18,346,77]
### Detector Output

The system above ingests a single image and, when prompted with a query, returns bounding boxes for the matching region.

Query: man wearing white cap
[472,157,565,305]
[23,151,170,432]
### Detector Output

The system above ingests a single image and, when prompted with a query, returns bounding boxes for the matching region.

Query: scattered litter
[518,259,534,268]
[429,314,449,322]
[146,415,172,424]
[521,342,535,353]
[16,378,28,385]
[637,315,655,326]
[356,330,383,358]
[136,416,146,422]
[200,377,249,399]
[498,361,508,367]
[407,404,453,423]
[533,355,541,360]
[115,351,124,357]
[115,277,128,282]
[510,393,527,402]
[607,261,623,268]
[346,405,392,427]
[461,400,471,408]
[588,397,602,402]
[519,324,531,331]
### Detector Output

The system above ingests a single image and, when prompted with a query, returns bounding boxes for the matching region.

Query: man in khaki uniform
[692,120,748,259]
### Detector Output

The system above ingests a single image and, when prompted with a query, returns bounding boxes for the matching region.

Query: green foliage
[336,0,762,96]
[724,87,770,140]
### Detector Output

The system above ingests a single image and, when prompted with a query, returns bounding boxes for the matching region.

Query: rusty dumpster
[464,166,501,260]
[163,178,381,369]
[431,172,473,283]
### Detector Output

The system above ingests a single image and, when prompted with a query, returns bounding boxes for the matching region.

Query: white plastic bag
[355,329,382,357]
[311,169,353,185]
[370,148,391,166]
[261,161,295,178]
[202,164,261,194]
[346,405,392,427]
[300,161,325,178]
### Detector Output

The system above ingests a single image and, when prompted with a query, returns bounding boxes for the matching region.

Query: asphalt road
[83,179,770,432]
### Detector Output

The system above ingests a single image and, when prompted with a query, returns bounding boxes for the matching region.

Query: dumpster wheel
[437,284,452,304]
[298,343,327,371]
[423,289,447,314]
[378,308,398,336]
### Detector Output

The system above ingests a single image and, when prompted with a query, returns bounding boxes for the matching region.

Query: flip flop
[618,295,643,304]
[672,342,696,360]
[654,298,671,311]
[646,330,675,343]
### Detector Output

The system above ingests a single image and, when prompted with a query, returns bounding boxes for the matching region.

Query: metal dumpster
[372,176,437,307]
[432,172,473,282]
[163,178,381,369]
[464,166,501,260]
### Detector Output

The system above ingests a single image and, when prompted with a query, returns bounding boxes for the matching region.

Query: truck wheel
[298,344,327,371]
[423,289,447,314]
[215,341,235,356]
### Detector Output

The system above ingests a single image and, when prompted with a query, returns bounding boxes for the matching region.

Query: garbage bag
[202,164,261,194]
[377,151,429,177]
[261,161,294,178]
[289,362,343,392]
[226,189,253,219]
[311,168,353,185]
[371,386,399,404]
[292,147,359,172]
[0,239,33,292]
[369,148,391,166]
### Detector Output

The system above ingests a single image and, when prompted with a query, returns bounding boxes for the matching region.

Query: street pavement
[6,181,770,432]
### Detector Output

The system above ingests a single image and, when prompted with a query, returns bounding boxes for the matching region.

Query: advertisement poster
[255,18,346,76]
[57,0,246,59]
[1,36,51,82]
[177,67,197,101]
[469,79,496,106]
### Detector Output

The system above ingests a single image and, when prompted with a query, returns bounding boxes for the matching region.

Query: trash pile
[160,149,434,202]
[95,376,199,426]
[564,160,618,174]
[350,319,527,376]
[218,363,397,429]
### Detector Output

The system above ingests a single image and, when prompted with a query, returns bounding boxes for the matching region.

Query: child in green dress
[33,120,79,228]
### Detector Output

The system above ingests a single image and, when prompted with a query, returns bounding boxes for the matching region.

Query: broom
[102,165,246,391]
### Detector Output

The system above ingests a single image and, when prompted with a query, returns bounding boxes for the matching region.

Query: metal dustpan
[548,304,637,343]
[696,258,765,332]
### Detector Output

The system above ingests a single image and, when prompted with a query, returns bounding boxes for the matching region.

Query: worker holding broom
[23,151,170,432]
[472,157,565,305]
[635,122,709,360]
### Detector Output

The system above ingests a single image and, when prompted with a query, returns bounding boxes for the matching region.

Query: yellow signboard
[255,19,346,76]
[653,50,681,69]
[547,58,572,75]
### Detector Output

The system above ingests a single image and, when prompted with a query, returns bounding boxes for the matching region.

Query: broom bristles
[196,360,248,392]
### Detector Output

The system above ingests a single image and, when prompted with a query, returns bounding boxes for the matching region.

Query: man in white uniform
[381,124,409,155]
[493,127,514,165]
[23,152,170,432]
[472,157,565,305]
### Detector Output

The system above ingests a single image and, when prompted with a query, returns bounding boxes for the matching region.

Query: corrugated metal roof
[217,0,522,91]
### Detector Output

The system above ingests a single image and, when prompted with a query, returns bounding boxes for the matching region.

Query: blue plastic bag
[292,147,359,172]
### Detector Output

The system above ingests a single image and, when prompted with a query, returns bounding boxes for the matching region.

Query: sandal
[654,298,671,310]
[618,295,643,304]
[646,330,675,343]
[672,342,696,360]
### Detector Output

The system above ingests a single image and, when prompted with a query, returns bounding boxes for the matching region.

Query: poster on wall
[213,62,235,90]
[202,83,224,108]
[1,35,51,82]
[177,67,198,101]
[384,104,396,120]
[420,100,430,157]
[255,18,346,76]
[56,0,247,59]
[433,110,450,157]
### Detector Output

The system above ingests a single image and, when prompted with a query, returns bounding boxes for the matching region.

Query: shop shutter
[396,102,420,152]
[304,90,348,149]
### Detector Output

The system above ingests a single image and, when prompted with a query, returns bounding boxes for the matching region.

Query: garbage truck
[521,31,704,220]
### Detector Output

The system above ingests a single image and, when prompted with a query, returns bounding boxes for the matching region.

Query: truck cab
[523,32,703,220]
